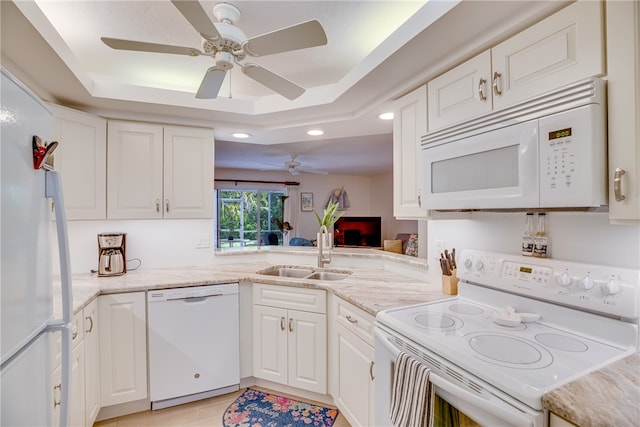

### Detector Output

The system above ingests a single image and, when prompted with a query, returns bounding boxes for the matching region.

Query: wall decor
[301,192,313,211]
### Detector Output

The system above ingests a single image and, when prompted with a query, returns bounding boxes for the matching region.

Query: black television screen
[333,216,382,247]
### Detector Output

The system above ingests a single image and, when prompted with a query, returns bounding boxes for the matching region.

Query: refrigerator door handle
[45,171,73,427]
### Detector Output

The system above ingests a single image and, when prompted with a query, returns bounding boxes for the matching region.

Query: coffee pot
[98,233,126,277]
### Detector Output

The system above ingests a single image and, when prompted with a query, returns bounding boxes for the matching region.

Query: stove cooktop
[376,250,639,410]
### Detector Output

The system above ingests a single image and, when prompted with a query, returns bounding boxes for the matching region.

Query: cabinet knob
[492,71,502,96]
[614,168,626,202]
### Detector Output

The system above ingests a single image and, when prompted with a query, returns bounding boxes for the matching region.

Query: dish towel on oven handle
[390,352,435,427]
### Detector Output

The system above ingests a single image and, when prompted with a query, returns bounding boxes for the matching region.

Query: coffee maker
[98,233,126,277]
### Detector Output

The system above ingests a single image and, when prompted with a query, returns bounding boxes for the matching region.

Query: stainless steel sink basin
[256,266,351,281]
[304,271,351,281]
[257,266,314,278]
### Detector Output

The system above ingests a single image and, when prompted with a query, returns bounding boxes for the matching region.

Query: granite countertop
[57,261,446,317]
[542,352,640,426]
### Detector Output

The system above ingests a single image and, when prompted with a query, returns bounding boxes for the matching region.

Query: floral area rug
[222,388,339,427]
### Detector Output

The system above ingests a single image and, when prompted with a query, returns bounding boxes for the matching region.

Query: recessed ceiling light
[307,129,324,136]
[232,132,251,139]
[379,112,394,120]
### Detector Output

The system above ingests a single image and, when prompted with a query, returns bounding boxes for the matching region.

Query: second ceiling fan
[101,1,327,100]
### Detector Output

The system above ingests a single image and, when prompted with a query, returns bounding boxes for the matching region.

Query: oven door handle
[374,329,534,427]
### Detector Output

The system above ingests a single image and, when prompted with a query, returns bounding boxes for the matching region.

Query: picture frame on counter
[301,192,313,211]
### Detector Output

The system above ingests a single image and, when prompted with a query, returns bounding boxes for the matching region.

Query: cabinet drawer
[336,298,375,346]
[253,283,326,314]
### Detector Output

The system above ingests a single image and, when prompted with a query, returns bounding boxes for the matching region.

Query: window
[217,189,285,248]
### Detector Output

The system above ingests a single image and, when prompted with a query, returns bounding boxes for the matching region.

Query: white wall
[57,219,215,274]
[426,211,640,283]
[215,168,414,242]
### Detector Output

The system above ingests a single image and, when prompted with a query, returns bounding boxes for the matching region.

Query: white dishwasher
[148,283,239,409]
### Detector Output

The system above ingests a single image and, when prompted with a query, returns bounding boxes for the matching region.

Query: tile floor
[94,386,351,427]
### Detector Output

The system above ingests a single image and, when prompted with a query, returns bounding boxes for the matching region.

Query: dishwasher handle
[167,294,223,302]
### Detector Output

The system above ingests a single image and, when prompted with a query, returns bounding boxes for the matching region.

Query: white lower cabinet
[329,295,375,427]
[69,341,86,427]
[252,284,327,394]
[99,292,148,407]
[549,412,577,427]
[83,298,100,426]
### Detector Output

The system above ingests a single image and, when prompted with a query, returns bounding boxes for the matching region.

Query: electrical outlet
[194,234,210,249]
[435,240,445,254]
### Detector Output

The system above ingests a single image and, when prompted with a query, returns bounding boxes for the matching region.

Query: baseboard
[151,384,240,410]
[95,398,150,422]
[242,377,335,407]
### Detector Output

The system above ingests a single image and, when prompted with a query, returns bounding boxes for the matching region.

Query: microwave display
[548,127,572,140]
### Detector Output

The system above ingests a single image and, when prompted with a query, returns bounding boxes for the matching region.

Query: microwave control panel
[538,104,606,207]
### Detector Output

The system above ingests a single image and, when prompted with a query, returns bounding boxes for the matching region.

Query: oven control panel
[457,250,639,319]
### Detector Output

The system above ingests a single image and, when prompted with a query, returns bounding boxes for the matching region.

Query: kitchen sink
[257,266,314,278]
[256,266,352,281]
[304,271,350,281]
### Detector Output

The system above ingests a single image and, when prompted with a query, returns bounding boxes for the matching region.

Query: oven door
[374,327,543,427]
[422,119,539,210]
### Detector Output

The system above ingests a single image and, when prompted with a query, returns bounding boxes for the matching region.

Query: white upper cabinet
[393,85,428,219]
[163,126,215,219]
[107,121,214,219]
[49,104,107,220]
[428,0,604,132]
[606,0,640,223]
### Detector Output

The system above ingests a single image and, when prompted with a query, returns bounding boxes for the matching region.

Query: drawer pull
[346,315,358,324]
[156,199,160,213]
[165,199,170,213]
[280,316,285,331]
[85,315,93,334]
[288,318,294,332]
[478,78,487,102]
[72,330,78,340]
[369,361,375,381]
[614,168,626,202]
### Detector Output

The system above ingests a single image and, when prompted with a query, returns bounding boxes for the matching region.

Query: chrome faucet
[317,225,332,268]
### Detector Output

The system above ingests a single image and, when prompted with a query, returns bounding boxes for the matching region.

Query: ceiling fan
[262,154,328,176]
[100,0,327,100]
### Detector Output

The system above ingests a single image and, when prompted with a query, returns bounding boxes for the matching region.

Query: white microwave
[421,78,607,210]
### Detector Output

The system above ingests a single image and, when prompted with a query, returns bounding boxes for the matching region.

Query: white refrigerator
[1,67,74,426]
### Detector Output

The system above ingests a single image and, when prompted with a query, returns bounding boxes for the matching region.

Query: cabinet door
[335,324,374,427]
[288,310,327,394]
[99,292,147,407]
[253,304,288,385]
[69,341,85,427]
[427,51,492,131]
[107,121,163,219]
[393,85,428,219]
[83,299,100,426]
[606,0,640,223]
[163,126,214,219]
[491,0,604,110]
[50,104,107,220]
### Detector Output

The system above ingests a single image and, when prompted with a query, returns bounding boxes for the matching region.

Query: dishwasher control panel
[148,283,238,302]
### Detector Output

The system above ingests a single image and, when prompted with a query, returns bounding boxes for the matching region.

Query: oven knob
[463,258,473,269]
[603,278,621,295]
[579,276,594,291]
[556,272,572,287]
[475,260,484,271]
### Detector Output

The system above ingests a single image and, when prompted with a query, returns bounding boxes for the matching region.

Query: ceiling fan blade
[299,167,329,175]
[242,20,327,57]
[101,37,203,56]
[196,66,227,99]
[171,0,222,41]
[241,64,304,100]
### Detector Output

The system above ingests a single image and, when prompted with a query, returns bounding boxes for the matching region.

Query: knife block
[442,269,459,295]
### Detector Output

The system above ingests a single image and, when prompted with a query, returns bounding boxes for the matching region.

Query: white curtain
[284,185,299,245]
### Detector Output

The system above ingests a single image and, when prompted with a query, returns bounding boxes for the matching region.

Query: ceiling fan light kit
[101,0,328,100]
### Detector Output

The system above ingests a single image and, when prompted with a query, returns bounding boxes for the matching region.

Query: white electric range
[374,250,639,427]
